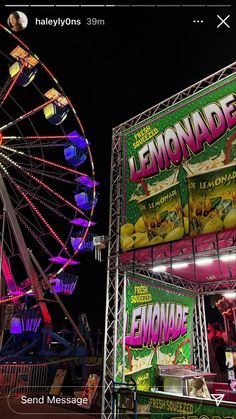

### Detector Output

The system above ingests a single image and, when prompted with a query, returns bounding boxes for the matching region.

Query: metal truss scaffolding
[193,294,210,372]
[102,62,236,418]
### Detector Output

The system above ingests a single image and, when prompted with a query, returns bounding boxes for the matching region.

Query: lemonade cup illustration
[187,162,236,236]
[125,366,152,392]
[138,182,184,244]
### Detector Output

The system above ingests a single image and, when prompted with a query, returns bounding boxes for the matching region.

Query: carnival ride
[0,23,98,360]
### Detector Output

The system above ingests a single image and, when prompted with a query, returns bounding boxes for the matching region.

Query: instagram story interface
[0,2,235,418]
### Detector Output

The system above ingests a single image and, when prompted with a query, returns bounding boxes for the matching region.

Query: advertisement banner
[120,73,236,251]
[117,276,195,391]
[136,393,236,418]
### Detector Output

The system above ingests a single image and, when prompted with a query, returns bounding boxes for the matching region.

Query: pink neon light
[32,155,87,177]
[1,145,87,177]
[0,244,18,292]
[49,256,79,265]
[15,184,68,252]
[26,172,85,215]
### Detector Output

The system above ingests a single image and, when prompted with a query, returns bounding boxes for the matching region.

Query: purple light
[75,175,100,188]
[25,317,41,332]
[64,145,87,167]
[50,273,78,295]
[10,310,41,334]
[74,192,98,210]
[71,236,82,251]
[69,218,96,227]
[10,290,25,295]
[71,233,95,253]
[49,277,61,293]
[67,131,89,148]
[49,256,79,265]
[10,318,22,334]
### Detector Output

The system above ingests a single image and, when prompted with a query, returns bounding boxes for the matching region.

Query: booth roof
[119,228,236,285]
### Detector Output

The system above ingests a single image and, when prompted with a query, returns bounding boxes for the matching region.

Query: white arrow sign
[211,394,225,407]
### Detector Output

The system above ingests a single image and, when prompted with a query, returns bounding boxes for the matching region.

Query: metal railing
[0,363,48,397]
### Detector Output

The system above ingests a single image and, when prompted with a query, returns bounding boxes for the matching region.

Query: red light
[0,63,26,108]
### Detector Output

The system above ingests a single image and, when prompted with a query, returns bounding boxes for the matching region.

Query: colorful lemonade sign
[136,393,236,417]
[120,72,236,250]
[117,276,195,391]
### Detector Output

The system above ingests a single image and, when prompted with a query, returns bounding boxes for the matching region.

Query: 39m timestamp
[86,17,105,26]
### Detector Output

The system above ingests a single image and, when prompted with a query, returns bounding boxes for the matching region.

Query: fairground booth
[102,63,236,418]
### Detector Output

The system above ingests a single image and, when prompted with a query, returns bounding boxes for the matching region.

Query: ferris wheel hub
[0,131,2,144]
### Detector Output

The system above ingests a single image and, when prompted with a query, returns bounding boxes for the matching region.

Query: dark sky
[0,3,235,332]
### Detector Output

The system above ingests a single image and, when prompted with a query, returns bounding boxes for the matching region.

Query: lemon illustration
[184,217,189,234]
[134,216,146,233]
[164,227,184,242]
[223,208,236,229]
[183,204,189,218]
[120,235,134,250]
[203,217,223,233]
[121,223,134,236]
[132,232,149,248]
[149,236,163,245]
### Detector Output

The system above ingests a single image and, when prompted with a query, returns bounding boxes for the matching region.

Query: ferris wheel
[0,23,98,338]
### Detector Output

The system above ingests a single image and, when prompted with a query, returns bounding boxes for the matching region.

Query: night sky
[0,2,235,333]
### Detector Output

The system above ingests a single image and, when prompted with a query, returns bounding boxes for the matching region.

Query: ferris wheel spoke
[3,179,23,209]
[3,134,80,141]
[17,206,46,236]
[15,175,67,209]
[17,213,53,257]
[1,144,88,177]
[18,185,72,222]
[0,98,55,131]
[0,63,26,108]
[0,48,12,62]
[2,160,42,202]
[7,182,45,234]
[3,87,44,142]
[0,79,12,101]
[5,142,66,149]
[0,151,87,216]
[0,151,83,212]
[0,230,13,256]
[0,162,68,252]
[25,169,78,185]
[15,186,70,255]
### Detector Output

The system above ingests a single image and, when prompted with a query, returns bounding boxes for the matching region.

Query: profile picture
[7,11,28,32]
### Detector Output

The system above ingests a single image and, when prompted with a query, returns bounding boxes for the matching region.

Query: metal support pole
[122,272,127,383]
[193,302,201,370]
[0,174,52,328]
[28,249,86,345]
[223,315,229,344]
[102,132,122,418]
[0,208,6,293]
[197,294,210,372]
[0,208,6,331]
